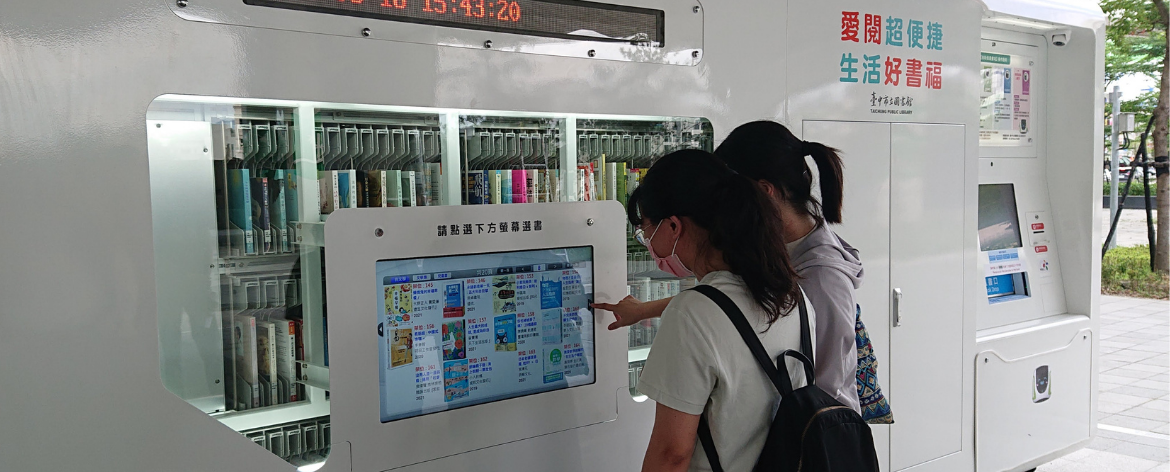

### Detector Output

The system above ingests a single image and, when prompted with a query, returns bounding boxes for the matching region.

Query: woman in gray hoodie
[594,120,864,412]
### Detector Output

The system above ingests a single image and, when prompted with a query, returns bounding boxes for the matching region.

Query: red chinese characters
[842,12,860,42]
[905,59,923,88]
[864,14,882,44]
[884,57,902,86]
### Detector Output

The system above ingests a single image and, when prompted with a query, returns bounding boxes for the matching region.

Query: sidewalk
[1038,295,1169,472]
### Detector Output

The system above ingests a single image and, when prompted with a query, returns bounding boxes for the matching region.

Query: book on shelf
[340,169,357,209]
[284,168,299,241]
[428,163,442,206]
[576,167,586,202]
[616,162,628,207]
[511,169,527,203]
[318,170,339,216]
[227,169,256,256]
[502,170,513,204]
[605,163,618,202]
[273,318,299,403]
[402,171,418,207]
[364,170,384,208]
[416,168,429,207]
[482,170,491,205]
[257,320,279,406]
[490,170,502,205]
[250,176,273,254]
[234,313,261,410]
[386,169,402,207]
[526,169,537,203]
[593,154,606,201]
[215,161,230,257]
[267,170,289,253]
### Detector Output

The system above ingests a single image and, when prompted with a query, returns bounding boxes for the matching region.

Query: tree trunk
[1156,33,1169,273]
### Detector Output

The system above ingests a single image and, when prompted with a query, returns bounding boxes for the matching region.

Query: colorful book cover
[494,314,517,352]
[257,320,279,405]
[390,328,414,368]
[541,308,562,346]
[443,282,464,318]
[227,169,255,255]
[467,171,485,204]
[513,169,529,203]
[526,169,537,203]
[442,320,466,361]
[366,170,384,208]
[273,319,299,402]
[540,279,563,310]
[502,170,513,204]
[443,360,470,402]
[384,283,413,326]
[233,313,260,409]
[337,170,353,209]
[251,176,272,254]
[481,170,492,205]
[492,276,517,314]
[543,347,564,384]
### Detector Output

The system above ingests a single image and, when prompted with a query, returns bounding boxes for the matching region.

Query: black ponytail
[627,149,801,323]
[714,120,846,225]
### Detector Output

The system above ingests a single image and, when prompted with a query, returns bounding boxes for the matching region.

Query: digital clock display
[244,0,664,45]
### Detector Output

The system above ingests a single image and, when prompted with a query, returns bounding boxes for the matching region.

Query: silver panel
[149,120,226,412]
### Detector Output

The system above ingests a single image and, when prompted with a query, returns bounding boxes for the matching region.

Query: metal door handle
[893,288,903,327]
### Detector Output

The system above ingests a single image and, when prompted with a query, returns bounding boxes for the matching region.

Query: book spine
[512,169,527,203]
[429,163,442,205]
[606,163,618,202]
[251,177,272,254]
[502,170,513,204]
[262,321,278,404]
[270,170,288,253]
[318,170,338,217]
[490,170,502,204]
[285,168,298,224]
[616,162,628,208]
[595,154,606,200]
[347,170,358,209]
[229,169,255,255]
[421,165,432,207]
[404,171,417,207]
[415,169,428,207]
[526,169,537,203]
[481,170,491,205]
[576,167,586,202]
[386,170,400,207]
[236,314,260,409]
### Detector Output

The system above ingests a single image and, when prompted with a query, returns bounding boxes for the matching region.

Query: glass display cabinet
[147,95,712,467]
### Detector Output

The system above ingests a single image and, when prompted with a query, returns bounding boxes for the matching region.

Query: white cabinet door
[803,121,892,472]
[889,123,966,470]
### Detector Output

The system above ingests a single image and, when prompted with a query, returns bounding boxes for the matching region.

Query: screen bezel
[375,245,597,423]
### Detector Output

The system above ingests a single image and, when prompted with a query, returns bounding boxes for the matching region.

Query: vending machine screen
[376,247,595,422]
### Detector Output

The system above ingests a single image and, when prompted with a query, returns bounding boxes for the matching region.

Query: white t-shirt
[636,271,816,472]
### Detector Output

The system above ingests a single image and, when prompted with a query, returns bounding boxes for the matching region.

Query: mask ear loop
[668,220,693,274]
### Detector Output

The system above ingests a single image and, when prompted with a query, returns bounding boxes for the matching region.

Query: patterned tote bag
[856,304,894,424]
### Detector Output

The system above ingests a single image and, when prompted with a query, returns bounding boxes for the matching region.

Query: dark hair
[627,149,801,323]
[714,120,845,224]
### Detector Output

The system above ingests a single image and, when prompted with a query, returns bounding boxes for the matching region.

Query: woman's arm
[642,403,700,472]
[591,296,673,330]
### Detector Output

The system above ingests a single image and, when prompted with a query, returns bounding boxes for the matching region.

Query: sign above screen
[244,0,664,45]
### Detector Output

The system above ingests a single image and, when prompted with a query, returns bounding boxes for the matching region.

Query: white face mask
[643,221,694,278]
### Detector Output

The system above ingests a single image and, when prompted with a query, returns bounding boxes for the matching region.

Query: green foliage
[1102,245,1169,299]
[1104,180,1159,196]
[1101,0,1166,81]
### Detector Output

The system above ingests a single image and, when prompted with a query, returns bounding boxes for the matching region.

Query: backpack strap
[688,284,814,472]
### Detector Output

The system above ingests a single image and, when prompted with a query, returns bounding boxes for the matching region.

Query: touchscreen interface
[376,247,595,422]
[977,184,1023,252]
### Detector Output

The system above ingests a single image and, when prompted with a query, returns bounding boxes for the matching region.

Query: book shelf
[148,95,711,467]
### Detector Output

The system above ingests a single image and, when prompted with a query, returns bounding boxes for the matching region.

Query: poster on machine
[980,52,1034,147]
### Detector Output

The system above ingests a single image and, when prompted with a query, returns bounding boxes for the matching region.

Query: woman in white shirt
[617,149,815,472]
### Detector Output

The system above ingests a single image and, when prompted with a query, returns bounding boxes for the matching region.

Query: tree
[1101,0,1169,273]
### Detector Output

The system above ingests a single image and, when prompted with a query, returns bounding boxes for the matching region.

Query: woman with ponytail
[594,121,864,414]
[613,149,815,472]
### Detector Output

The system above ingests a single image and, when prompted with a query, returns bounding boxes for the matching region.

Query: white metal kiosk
[0,0,1104,471]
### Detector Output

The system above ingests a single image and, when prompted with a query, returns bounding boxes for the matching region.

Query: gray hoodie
[787,224,863,413]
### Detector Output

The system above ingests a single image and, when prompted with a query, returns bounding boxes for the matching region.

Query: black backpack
[691,285,879,472]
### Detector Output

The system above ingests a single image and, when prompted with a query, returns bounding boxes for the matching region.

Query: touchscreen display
[977,184,1023,252]
[376,247,595,422]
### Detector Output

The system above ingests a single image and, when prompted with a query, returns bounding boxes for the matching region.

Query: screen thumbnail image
[385,283,413,320]
[541,309,562,345]
[492,275,517,314]
[543,347,564,384]
[390,328,414,368]
[442,320,466,361]
[443,359,470,402]
[443,281,465,318]
[494,314,517,352]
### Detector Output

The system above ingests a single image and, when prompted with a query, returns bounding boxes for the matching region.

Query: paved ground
[1037,295,1169,472]
[1101,209,1158,248]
